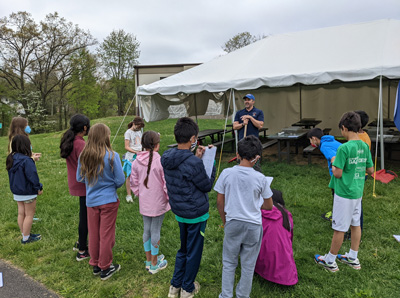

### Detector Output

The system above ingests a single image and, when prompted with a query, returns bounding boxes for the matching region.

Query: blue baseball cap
[243,94,255,101]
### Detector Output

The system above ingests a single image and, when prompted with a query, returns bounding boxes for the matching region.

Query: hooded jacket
[8,153,42,196]
[255,206,298,286]
[320,135,341,176]
[130,151,170,217]
[161,148,215,219]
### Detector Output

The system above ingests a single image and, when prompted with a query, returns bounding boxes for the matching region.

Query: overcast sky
[1,0,400,65]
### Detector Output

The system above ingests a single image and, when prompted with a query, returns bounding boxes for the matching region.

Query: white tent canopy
[138,19,400,96]
[137,19,400,139]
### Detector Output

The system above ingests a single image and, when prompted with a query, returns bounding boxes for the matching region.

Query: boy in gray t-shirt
[214,135,273,298]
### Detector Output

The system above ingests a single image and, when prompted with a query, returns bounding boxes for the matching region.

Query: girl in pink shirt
[130,131,170,274]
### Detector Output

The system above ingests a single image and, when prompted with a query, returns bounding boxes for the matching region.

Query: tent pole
[231,89,237,153]
[194,94,198,124]
[379,76,384,169]
[388,80,391,119]
[299,84,302,120]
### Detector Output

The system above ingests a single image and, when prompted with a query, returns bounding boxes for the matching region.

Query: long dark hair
[6,135,32,171]
[60,114,90,158]
[128,116,145,131]
[141,131,160,188]
[271,189,291,232]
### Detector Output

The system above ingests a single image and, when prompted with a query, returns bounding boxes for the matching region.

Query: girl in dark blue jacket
[6,135,43,244]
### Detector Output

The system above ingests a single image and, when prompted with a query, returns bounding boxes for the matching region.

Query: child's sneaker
[126,195,133,203]
[100,263,121,281]
[145,254,165,270]
[168,285,181,298]
[30,233,41,239]
[21,234,41,244]
[314,254,339,272]
[93,265,101,276]
[321,211,332,221]
[337,254,361,270]
[148,259,168,274]
[76,250,90,261]
[73,241,79,251]
[180,282,200,298]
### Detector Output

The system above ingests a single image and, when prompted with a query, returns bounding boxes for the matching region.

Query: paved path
[0,259,59,298]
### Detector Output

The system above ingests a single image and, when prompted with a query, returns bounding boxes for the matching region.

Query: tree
[67,49,101,119]
[97,29,140,115]
[0,12,42,115]
[222,31,265,53]
[32,12,97,110]
[0,11,97,117]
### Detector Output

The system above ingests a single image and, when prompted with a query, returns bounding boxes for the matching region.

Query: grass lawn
[0,116,399,298]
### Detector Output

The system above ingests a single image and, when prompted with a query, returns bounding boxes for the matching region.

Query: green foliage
[222,32,265,53]
[20,91,56,133]
[97,29,140,115]
[353,288,374,298]
[0,117,399,298]
[67,49,101,119]
[0,11,97,115]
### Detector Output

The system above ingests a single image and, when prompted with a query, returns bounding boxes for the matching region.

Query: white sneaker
[180,282,200,298]
[126,195,133,203]
[168,285,181,298]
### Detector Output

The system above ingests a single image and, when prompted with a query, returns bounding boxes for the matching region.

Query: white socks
[347,249,358,260]
[22,234,29,241]
[325,252,337,263]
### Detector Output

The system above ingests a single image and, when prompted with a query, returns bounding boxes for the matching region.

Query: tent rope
[216,89,233,179]
[111,94,136,146]
[372,77,382,197]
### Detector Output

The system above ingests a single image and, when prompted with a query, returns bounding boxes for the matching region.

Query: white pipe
[379,76,384,169]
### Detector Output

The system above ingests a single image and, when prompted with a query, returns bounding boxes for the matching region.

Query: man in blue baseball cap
[233,94,264,140]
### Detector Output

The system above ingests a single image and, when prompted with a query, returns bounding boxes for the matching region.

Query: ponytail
[60,129,75,158]
[60,114,90,158]
[141,130,160,189]
[6,153,14,171]
[144,149,153,189]
[271,189,291,232]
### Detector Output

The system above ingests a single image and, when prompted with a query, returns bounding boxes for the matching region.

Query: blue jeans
[171,220,207,293]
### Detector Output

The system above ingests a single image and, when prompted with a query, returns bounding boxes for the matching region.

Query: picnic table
[267,129,309,163]
[198,128,232,144]
[368,119,396,128]
[370,134,400,160]
[226,124,268,138]
[292,118,321,129]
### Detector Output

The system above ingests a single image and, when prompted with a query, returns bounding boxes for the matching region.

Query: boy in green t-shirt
[315,112,374,272]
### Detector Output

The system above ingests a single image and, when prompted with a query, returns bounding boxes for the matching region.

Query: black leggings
[78,196,88,251]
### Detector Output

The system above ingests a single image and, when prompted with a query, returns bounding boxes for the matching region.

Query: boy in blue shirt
[214,135,273,298]
[315,112,373,272]
[307,128,341,221]
[162,117,216,298]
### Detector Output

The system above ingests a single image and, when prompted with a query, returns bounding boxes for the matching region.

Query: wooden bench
[262,139,278,150]
[260,139,278,163]
[212,138,235,152]
[303,145,317,165]
[303,128,331,164]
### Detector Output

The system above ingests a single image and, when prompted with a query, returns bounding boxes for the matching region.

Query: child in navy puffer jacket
[6,135,43,244]
[162,117,216,298]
